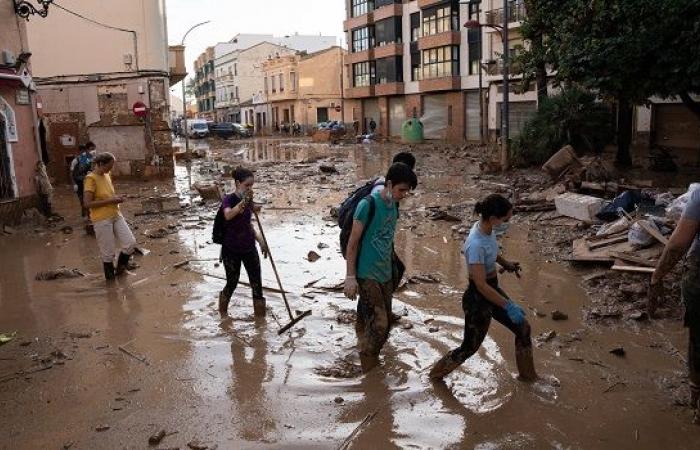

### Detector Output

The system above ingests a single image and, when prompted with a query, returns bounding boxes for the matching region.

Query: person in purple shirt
[218,167,269,317]
[650,187,700,424]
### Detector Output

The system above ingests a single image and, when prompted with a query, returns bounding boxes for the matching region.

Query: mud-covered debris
[61,225,73,234]
[407,273,441,284]
[320,164,338,174]
[307,251,321,262]
[68,332,92,339]
[95,425,110,432]
[187,440,208,450]
[551,310,569,321]
[428,326,439,333]
[148,429,167,446]
[314,356,363,379]
[610,347,626,357]
[628,311,649,321]
[428,210,461,222]
[334,396,344,404]
[193,182,221,201]
[51,349,67,359]
[3,225,16,235]
[0,333,15,345]
[35,268,85,281]
[62,441,74,449]
[536,330,557,343]
[533,309,547,318]
[620,283,646,296]
[401,322,413,330]
[145,228,169,239]
[336,310,356,324]
[317,242,329,250]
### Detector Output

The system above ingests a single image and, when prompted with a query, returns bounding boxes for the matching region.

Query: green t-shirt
[353,192,398,283]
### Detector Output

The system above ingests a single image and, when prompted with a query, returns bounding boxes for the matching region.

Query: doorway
[0,115,15,200]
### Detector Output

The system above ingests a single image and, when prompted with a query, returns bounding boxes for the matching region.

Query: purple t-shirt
[222,194,256,253]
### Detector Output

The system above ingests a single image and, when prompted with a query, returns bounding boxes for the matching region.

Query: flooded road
[1,138,699,449]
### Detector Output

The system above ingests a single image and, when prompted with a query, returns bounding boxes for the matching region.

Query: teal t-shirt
[353,192,398,283]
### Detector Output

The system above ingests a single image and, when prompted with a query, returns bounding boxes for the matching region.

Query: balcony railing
[485,1,526,26]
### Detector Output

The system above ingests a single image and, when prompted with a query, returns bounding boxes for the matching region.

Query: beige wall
[298,47,344,100]
[238,43,296,106]
[26,0,169,77]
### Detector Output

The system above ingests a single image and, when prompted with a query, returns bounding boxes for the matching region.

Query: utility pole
[501,0,510,171]
[180,21,210,160]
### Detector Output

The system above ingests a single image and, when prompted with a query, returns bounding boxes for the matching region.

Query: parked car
[187,119,209,139]
[233,123,252,138]
[208,122,237,139]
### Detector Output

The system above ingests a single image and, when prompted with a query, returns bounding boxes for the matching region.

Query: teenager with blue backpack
[342,162,418,371]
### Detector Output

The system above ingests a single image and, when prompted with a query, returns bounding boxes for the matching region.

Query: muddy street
[1,138,699,449]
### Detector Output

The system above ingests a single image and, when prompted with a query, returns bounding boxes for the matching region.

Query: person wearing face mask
[429,194,538,381]
[83,153,137,281]
[218,167,269,317]
[344,162,418,371]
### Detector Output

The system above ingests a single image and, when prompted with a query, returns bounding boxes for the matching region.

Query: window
[290,72,297,91]
[351,26,374,52]
[411,51,421,81]
[234,63,238,76]
[279,74,284,92]
[422,45,460,79]
[352,0,373,17]
[271,75,276,93]
[468,29,481,75]
[410,12,420,42]
[375,17,402,47]
[375,56,403,84]
[352,61,376,87]
[235,86,239,99]
[264,77,268,93]
[422,1,459,37]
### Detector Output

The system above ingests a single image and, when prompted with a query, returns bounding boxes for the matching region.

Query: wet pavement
[1,138,699,449]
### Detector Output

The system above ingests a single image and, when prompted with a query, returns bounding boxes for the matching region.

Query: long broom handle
[252,209,295,320]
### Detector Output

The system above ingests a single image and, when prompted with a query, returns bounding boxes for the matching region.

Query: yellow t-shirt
[83,172,120,222]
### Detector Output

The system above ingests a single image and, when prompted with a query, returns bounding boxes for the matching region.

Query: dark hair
[385,162,417,190]
[78,144,86,151]
[94,152,115,166]
[475,194,512,220]
[233,166,254,183]
[392,151,416,170]
[86,141,96,150]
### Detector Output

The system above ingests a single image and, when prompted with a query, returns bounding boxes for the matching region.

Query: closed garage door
[423,94,448,140]
[466,91,480,141]
[389,97,405,137]
[496,101,537,137]
[654,104,700,149]
[362,99,380,134]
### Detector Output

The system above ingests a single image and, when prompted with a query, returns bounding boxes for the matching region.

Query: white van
[187,119,209,139]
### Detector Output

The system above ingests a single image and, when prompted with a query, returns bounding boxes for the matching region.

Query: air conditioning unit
[2,50,16,66]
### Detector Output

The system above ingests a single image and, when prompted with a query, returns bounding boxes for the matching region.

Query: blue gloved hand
[505,300,526,325]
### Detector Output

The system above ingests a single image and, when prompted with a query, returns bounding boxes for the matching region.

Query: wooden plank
[610,252,657,268]
[621,211,669,245]
[611,265,655,274]
[588,235,628,250]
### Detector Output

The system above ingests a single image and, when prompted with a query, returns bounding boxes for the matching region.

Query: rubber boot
[429,353,462,380]
[103,262,116,281]
[218,291,231,316]
[515,345,539,382]
[253,297,266,317]
[115,252,131,276]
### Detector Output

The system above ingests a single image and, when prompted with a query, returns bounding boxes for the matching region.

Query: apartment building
[26,0,180,180]
[212,33,338,124]
[194,46,216,121]
[343,0,536,143]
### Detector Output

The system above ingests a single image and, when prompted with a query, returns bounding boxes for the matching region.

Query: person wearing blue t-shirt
[650,187,700,424]
[429,194,538,382]
[344,162,418,371]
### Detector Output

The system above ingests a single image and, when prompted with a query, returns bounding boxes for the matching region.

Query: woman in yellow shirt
[83,153,137,281]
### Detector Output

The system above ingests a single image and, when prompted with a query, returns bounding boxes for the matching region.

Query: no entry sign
[132,101,148,117]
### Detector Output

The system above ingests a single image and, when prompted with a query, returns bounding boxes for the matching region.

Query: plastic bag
[628,220,661,248]
[666,183,700,222]
[596,216,630,237]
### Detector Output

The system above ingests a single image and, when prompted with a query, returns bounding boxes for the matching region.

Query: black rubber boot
[103,262,116,281]
[115,252,131,276]
[253,297,266,317]
[219,291,231,316]
[429,353,462,380]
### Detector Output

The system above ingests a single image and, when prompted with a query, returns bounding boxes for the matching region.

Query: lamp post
[13,0,53,20]
[464,0,510,171]
[180,20,210,160]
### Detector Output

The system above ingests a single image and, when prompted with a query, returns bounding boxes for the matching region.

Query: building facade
[26,0,180,181]
[263,47,345,132]
[194,46,216,121]
[0,0,43,223]
[343,0,536,142]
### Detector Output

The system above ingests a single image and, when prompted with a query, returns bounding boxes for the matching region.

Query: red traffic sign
[132,101,148,117]
[335,105,342,112]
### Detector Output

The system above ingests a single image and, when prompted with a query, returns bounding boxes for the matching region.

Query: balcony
[374,42,403,59]
[418,0,450,8]
[345,86,376,98]
[346,49,374,65]
[418,31,461,51]
[374,2,402,21]
[485,1,527,27]
[375,82,404,96]
[168,45,187,85]
[344,11,373,32]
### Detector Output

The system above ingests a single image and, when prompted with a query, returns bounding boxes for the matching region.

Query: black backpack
[212,195,232,245]
[339,194,377,259]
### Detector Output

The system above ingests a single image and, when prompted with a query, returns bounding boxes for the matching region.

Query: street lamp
[464,0,510,172]
[180,20,211,160]
[13,0,53,20]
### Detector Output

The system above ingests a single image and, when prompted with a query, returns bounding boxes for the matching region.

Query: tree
[517,0,700,167]
[519,0,550,105]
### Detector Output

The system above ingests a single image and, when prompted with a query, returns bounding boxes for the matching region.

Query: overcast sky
[167,0,346,91]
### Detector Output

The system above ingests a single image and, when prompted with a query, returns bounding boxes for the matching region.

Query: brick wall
[445,92,465,144]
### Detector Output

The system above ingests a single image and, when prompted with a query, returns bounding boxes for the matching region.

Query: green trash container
[401,118,424,144]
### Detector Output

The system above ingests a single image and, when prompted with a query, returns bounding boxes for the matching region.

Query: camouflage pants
[682,256,700,386]
[446,278,532,366]
[356,279,394,357]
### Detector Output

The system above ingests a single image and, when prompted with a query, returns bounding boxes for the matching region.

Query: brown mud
[1,138,699,449]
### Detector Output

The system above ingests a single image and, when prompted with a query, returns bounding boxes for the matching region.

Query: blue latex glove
[505,300,526,325]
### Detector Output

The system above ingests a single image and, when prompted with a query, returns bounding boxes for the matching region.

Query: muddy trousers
[221,248,264,302]
[355,279,394,359]
[430,278,536,380]
[93,215,136,264]
[681,257,700,419]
